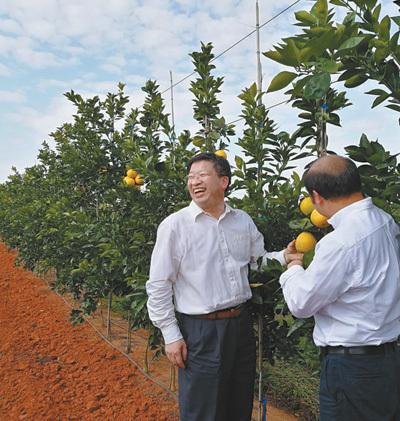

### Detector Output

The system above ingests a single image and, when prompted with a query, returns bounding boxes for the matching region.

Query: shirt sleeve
[262,250,286,266]
[146,219,183,345]
[279,237,352,318]
[248,216,286,268]
[248,217,266,269]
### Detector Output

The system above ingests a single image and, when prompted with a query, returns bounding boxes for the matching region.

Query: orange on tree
[127,169,138,179]
[123,176,136,187]
[135,175,144,185]
[295,231,317,253]
[215,150,227,159]
[299,196,314,216]
[310,209,330,228]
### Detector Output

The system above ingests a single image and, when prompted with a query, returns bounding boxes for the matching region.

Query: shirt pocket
[226,232,251,262]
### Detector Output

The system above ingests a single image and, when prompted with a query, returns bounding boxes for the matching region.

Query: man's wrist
[288,260,303,268]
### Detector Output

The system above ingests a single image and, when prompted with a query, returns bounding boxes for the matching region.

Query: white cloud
[0,0,399,183]
[5,95,74,138]
[0,18,22,34]
[14,47,65,68]
[0,90,26,103]
[0,63,11,76]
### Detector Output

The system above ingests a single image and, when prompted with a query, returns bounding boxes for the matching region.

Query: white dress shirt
[280,197,400,347]
[146,201,285,344]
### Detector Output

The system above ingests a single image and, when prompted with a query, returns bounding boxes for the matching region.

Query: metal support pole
[258,310,263,421]
[169,70,176,131]
[256,0,263,101]
[169,70,176,167]
[256,0,263,188]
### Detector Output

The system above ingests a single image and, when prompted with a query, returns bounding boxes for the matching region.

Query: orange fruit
[215,150,227,159]
[134,175,144,185]
[310,209,330,228]
[299,196,314,216]
[123,176,135,187]
[295,232,317,253]
[126,169,138,179]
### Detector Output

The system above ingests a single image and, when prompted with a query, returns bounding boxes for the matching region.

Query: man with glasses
[146,152,299,421]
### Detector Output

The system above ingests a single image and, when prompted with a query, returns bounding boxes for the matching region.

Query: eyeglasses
[186,172,212,182]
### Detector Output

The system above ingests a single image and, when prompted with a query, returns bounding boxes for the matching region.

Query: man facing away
[146,152,299,421]
[280,154,400,420]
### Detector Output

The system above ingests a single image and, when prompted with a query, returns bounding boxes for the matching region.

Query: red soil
[0,242,299,421]
[0,243,178,421]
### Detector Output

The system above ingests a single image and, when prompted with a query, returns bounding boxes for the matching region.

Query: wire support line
[212,0,302,63]
[160,0,302,95]
[38,274,178,401]
[227,99,291,126]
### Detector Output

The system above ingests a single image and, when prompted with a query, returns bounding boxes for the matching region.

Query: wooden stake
[106,290,112,340]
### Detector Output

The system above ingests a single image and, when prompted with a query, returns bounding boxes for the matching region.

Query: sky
[0,0,399,182]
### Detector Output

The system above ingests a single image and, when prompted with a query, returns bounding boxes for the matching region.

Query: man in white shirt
[280,154,400,421]
[146,152,297,421]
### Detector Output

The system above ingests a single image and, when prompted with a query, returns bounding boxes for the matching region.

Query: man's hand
[165,339,187,369]
[284,240,304,267]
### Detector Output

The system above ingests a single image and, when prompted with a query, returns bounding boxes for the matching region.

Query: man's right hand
[165,339,187,369]
[284,240,304,267]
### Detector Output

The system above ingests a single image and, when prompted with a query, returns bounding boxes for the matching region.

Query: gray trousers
[177,306,256,421]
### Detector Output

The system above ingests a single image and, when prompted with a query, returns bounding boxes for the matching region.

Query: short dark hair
[303,156,361,199]
[187,152,232,189]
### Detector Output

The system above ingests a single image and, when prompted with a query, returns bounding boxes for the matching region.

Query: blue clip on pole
[262,397,267,421]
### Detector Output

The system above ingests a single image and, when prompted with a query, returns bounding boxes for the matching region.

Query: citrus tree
[261,0,400,366]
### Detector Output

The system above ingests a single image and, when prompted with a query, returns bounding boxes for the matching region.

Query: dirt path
[0,243,299,421]
[0,243,178,421]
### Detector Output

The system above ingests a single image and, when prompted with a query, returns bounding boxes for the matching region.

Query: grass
[263,358,320,420]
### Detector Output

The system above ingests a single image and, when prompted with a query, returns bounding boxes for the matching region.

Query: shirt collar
[188,200,233,221]
[328,197,372,229]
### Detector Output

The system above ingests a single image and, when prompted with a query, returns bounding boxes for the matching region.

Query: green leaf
[303,73,331,100]
[386,104,400,112]
[298,46,314,62]
[343,11,356,25]
[311,0,328,23]
[235,155,244,170]
[365,89,388,96]
[330,0,345,5]
[371,93,390,108]
[192,136,204,147]
[378,15,391,41]
[267,71,298,93]
[295,10,318,25]
[372,4,381,22]
[344,74,368,88]
[390,31,400,50]
[365,0,377,8]
[291,75,312,96]
[338,36,365,51]
[319,59,339,73]
[287,318,307,337]
[374,46,389,62]
[298,112,313,120]
[392,16,400,27]
[360,133,370,149]
[286,39,301,66]
[338,68,364,82]
[263,50,294,67]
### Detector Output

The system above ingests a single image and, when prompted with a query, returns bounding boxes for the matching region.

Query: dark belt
[320,341,398,356]
[183,302,247,320]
